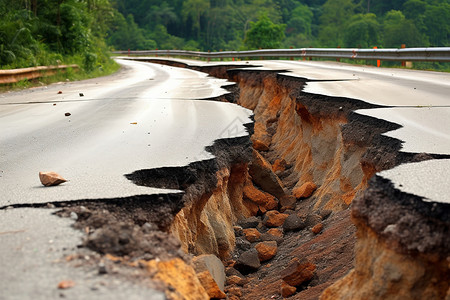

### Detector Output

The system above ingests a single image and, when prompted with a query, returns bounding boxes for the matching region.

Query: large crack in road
[1,58,449,299]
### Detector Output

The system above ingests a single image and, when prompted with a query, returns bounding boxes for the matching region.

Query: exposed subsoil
[45,60,450,300]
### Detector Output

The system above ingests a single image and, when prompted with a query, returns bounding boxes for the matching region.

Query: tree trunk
[31,0,37,16]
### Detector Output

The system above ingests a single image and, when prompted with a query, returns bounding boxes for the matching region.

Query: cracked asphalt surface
[0,59,252,299]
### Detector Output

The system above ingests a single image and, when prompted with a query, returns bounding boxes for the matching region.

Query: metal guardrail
[113,47,450,62]
[0,64,79,84]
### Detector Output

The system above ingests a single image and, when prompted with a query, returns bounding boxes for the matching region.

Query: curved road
[0,59,252,206]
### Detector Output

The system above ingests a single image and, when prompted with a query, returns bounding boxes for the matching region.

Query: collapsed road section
[1,57,449,300]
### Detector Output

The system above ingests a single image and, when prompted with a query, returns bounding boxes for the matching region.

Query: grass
[0,54,121,93]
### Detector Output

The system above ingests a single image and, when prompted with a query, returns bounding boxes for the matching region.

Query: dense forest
[1,0,449,70]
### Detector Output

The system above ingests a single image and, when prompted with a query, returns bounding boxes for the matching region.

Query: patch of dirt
[55,194,187,261]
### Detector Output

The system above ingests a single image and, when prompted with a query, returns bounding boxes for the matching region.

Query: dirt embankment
[55,59,449,300]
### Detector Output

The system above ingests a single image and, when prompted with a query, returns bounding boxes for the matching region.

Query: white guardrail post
[112,47,450,62]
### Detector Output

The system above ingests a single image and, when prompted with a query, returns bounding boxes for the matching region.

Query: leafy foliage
[244,15,286,49]
[1,0,449,71]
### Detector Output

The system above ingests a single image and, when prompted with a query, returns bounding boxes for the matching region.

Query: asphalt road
[0,59,252,299]
[125,57,450,204]
[0,59,252,206]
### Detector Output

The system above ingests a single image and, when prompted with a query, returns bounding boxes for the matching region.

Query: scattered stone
[255,241,277,262]
[235,237,252,251]
[225,267,244,278]
[293,182,317,199]
[226,275,248,287]
[320,209,332,220]
[226,286,243,298]
[192,254,226,293]
[281,259,316,287]
[242,228,261,243]
[260,232,284,245]
[64,112,71,116]
[57,280,75,289]
[39,171,67,187]
[304,214,322,228]
[249,150,286,199]
[263,210,289,228]
[279,195,297,211]
[53,103,56,106]
[79,93,84,97]
[283,214,305,232]
[311,223,323,234]
[196,270,227,299]
[243,183,278,211]
[69,212,78,221]
[281,281,297,298]
[253,139,270,151]
[57,91,62,94]
[145,258,209,299]
[238,216,260,229]
[98,261,107,274]
[272,159,287,174]
[142,222,157,233]
[233,225,244,237]
[235,249,261,274]
[267,228,283,238]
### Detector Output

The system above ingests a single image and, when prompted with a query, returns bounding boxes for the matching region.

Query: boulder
[146,258,209,299]
[226,275,248,287]
[311,223,323,234]
[235,237,252,251]
[225,286,243,298]
[305,214,322,228]
[281,281,297,298]
[252,139,270,151]
[320,209,332,220]
[243,183,278,211]
[292,182,317,199]
[267,228,283,238]
[238,216,260,229]
[39,171,67,187]
[272,159,287,173]
[279,195,297,211]
[263,210,289,228]
[249,150,286,199]
[242,228,261,243]
[283,214,305,232]
[260,233,284,245]
[192,254,226,293]
[281,259,316,287]
[196,271,226,299]
[235,249,261,274]
[255,241,278,262]
[225,267,244,278]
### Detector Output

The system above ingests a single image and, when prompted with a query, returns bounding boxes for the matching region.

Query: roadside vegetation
[1,0,449,75]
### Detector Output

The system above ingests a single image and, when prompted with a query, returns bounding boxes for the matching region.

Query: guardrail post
[220,49,223,61]
[128,49,130,57]
[290,47,294,60]
[401,44,406,67]
[156,48,158,57]
[374,46,381,67]
[336,46,341,62]
[208,50,211,62]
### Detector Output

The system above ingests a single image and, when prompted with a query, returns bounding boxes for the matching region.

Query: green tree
[423,3,450,46]
[182,0,210,40]
[344,13,381,47]
[287,4,314,37]
[382,10,426,47]
[318,0,356,46]
[244,14,286,49]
